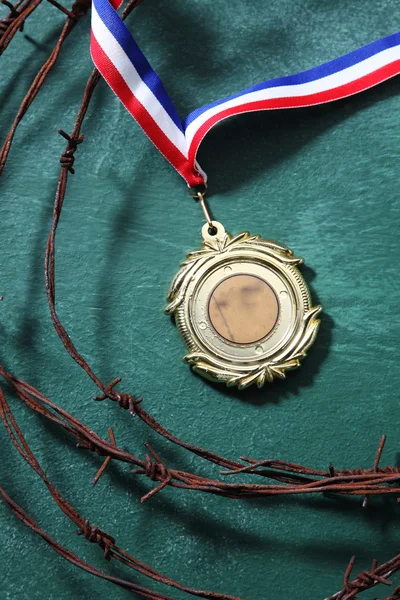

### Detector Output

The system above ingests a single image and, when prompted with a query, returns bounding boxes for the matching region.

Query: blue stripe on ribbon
[93,0,184,132]
[183,30,400,129]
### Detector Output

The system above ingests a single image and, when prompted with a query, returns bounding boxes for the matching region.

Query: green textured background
[1,2,400,599]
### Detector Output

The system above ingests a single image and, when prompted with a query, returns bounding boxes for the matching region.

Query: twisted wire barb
[0,0,91,54]
[0,0,26,37]
[326,554,400,600]
[1,0,44,54]
[0,486,178,600]
[0,0,23,35]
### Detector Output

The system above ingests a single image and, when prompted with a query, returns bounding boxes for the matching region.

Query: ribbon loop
[90,5,400,188]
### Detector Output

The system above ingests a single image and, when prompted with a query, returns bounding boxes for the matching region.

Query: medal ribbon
[91,0,400,188]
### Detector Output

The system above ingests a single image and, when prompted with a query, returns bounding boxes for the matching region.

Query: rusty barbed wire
[0,384,242,600]
[1,365,400,599]
[0,0,90,173]
[1,3,399,599]
[1,365,400,503]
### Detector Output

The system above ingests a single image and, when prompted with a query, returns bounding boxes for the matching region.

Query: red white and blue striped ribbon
[91,0,400,188]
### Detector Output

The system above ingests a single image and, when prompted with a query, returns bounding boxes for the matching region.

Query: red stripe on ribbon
[109,0,122,9]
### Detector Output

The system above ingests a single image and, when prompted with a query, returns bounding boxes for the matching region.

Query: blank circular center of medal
[208,274,279,344]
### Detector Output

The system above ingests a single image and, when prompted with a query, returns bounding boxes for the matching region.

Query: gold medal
[166,191,321,389]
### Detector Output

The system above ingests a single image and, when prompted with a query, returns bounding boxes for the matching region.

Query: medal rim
[166,225,321,389]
